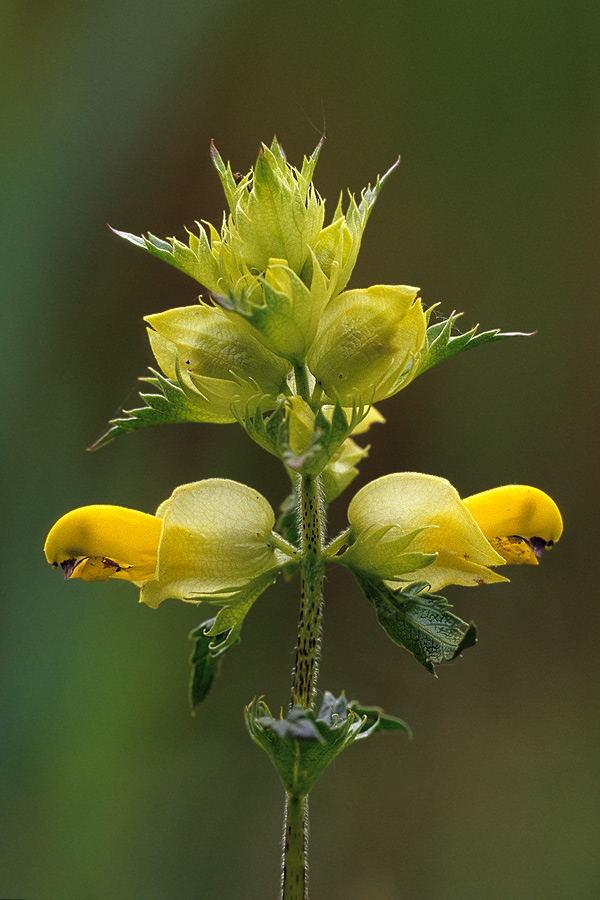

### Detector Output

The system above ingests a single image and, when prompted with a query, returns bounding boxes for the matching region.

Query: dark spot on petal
[60,558,81,580]
[527,536,547,558]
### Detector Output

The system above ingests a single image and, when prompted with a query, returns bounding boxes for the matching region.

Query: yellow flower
[44,480,284,608]
[44,506,161,583]
[462,484,563,564]
[344,474,561,591]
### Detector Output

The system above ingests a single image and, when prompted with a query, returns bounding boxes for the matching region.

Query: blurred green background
[2,1,598,898]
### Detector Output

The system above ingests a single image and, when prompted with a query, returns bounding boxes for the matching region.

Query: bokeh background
[2,1,598,898]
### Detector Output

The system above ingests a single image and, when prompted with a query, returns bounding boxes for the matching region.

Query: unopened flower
[211,138,326,278]
[306,285,427,405]
[146,304,291,419]
[213,256,331,365]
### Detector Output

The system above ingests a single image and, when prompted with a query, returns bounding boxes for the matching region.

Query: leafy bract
[89,369,243,450]
[339,524,437,581]
[355,575,478,675]
[410,309,531,382]
[312,156,401,297]
[238,395,369,477]
[245,691,410,797]
[111,226,221,292]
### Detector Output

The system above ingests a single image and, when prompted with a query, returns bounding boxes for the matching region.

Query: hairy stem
[291,472,325,709]
[281,794,308,900]
[280,470,325,899]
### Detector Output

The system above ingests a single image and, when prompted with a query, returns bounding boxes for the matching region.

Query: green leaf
[89,369,235,450]
[347,701,412,738]
[245,691,409,797]
[356,576,478,675]
[188,616,240,713]
[411,310,531,380]
[111,226,220,292]
[187,568,281,713]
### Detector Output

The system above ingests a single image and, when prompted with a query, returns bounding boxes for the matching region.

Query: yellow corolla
[44,506,162,582]
[44,479,285,608]
[345,473,562,591]
[463,485,563,565]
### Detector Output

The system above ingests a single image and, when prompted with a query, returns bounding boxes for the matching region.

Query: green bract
[245,693,410,798]
[213,255,331,364]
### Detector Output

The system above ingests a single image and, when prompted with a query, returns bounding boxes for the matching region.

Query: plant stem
[291,472,325,709]
[280,470,325,899]
[293,363,312,404]
[281,794,308,900]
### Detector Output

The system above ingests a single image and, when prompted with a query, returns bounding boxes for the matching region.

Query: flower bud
[306,285,427,405]
[211,138,325,277]
[146,304,291,411]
